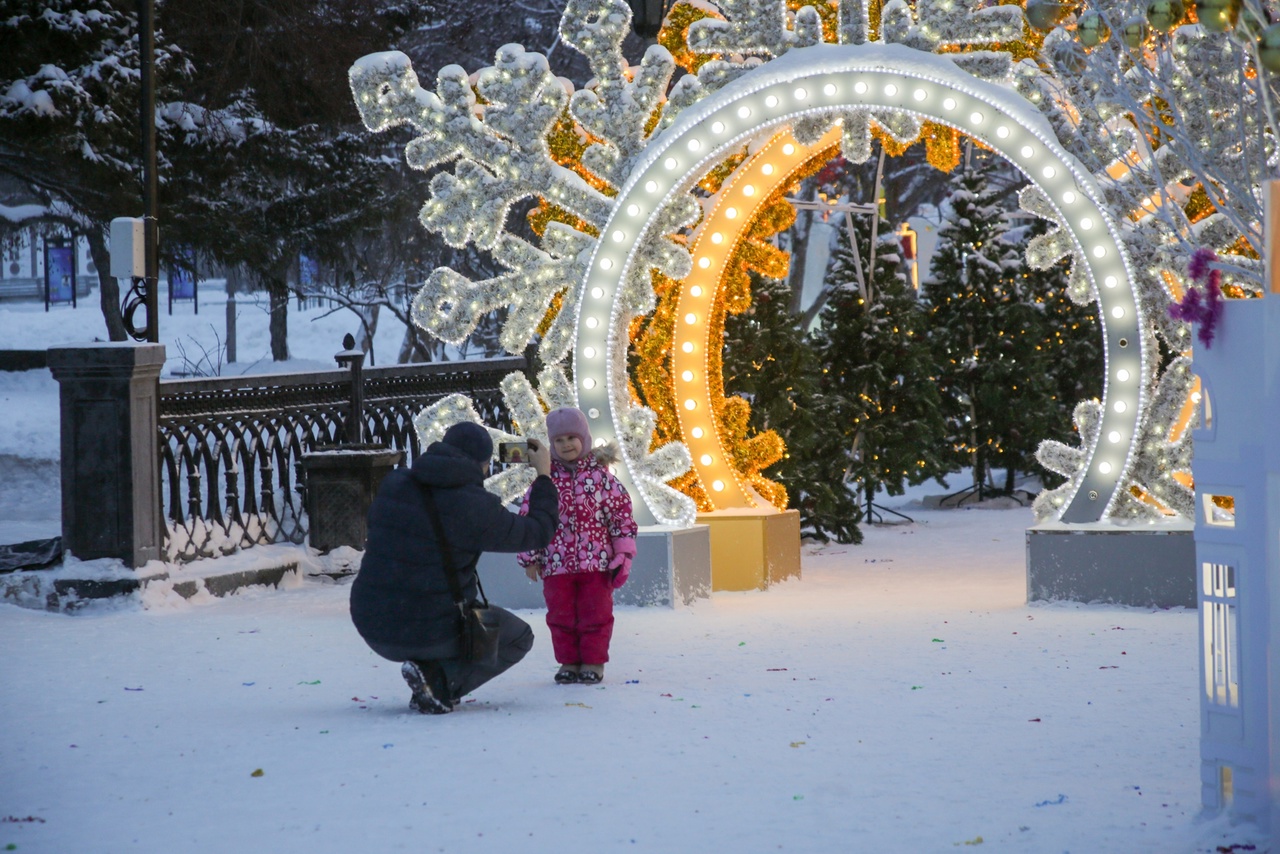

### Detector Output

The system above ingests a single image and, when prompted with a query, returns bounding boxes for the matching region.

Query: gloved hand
[608,553,632,588]
[608,538,637,589]
[525,562,543,582]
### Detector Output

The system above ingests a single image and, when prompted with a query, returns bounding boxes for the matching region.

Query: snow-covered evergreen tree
[723,273,861,543]
[925,153,1032,499]
[812,211,947,522]
[0,0,193,341]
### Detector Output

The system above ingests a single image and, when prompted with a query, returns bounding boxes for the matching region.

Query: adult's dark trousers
[365,606,534,701]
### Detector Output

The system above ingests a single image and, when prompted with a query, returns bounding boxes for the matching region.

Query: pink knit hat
[544,407,592,463]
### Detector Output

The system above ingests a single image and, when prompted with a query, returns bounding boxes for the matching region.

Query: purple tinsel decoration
[1169,248,1223,349]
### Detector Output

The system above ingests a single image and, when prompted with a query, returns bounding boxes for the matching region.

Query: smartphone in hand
[498,441,530,465]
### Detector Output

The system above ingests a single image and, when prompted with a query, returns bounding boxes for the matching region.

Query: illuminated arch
[575,43,1145,525]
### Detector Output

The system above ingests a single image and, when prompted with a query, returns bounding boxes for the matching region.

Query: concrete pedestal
[301,445,403,552]
[1026,520,1196,608]
[47,344,166,567]
[696,508,801,592]
[477,524,712,610]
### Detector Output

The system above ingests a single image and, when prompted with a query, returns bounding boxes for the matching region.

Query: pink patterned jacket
[517,448,637,577]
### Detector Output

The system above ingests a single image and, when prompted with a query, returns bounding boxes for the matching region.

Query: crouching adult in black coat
[351,422,558,714]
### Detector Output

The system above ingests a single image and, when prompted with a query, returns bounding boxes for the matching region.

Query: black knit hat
[442,422,493,463]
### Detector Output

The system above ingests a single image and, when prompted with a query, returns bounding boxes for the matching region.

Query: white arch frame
[574,43,1146,526]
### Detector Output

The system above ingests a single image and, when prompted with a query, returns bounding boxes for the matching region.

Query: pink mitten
[608,538,636,588]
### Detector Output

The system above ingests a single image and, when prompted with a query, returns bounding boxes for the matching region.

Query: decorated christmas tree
[811,209,947,522]
[723,273,861,543]
[926,152,1033,499]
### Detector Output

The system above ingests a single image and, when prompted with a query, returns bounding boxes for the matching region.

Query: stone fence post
[47,344,165,567]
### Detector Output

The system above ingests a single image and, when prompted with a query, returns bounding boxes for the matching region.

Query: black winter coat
[350,442,559,650]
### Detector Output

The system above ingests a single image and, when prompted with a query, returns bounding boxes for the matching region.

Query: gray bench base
[1026,521,1196,608]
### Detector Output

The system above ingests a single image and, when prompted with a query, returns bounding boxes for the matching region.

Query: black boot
[402,660,453,714]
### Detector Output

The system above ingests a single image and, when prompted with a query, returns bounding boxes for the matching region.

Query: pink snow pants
[542,571,614,665]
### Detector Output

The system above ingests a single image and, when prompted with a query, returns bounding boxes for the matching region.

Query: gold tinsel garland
[787,0,840,44]
[633,271,716,510]
[659,2,721,74]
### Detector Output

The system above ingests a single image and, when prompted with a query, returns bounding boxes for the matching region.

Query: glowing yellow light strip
[675,126,841,509]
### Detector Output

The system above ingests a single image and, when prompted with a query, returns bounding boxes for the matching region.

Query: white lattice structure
[1188,181,1280,835]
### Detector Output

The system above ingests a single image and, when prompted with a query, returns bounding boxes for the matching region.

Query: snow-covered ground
[0,291,1269,853]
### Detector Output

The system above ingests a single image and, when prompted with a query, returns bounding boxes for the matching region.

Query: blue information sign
[299,252,320,289]
[168,247,199,314]
[44,244,76,309]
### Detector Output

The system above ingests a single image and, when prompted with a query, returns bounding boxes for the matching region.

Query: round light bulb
[855,81,868,94]
[711,121,725,134]
[1116,369,1129,381]
[943,97,957,110]
[1104,276,1117,288]
[738,106,751,118]
[684,399,697,410]
[1111,306,1125,319]
[1092,246,1107,258]
[664,157,677,170]
[782,143,795,155]
[913,88,927,101]
[761,164,774,175]
[682,342,694,353]
[1041,166,1056,179]
[725,207,738,219]
[712,480,725,492]
[1063,191,1076,204]
[688,138,701,151]
[969,111,983,124]
[1098,461,1112,474]
[698,257,711,269]
[794,87,807,99]
[626,204,640,216]
[689,285,702,297]
[586,317,598,328]
[824,83,836,96]
[742,185,755,196]
[766,95,778,107]
[583,347,596,358]
[710,232,723,244]
[1108,431,1121,443]
[700,454,713,466]
[691,427,704,438]
[599,258,612,270]
[884,84,898,96]
[591,287,604,299]
[682,370,695,382]
[1020,145,1033,158]
[582,377,596,390]
[645,180,658,193]
[996,126,1009,138]
[1114,401,1127,413]
[611,230,625,242]
[684,313,697,325]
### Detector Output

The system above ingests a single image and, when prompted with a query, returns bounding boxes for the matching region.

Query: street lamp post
[124,0,159,343]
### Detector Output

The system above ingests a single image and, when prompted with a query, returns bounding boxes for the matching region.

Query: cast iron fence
[157,357,523,563]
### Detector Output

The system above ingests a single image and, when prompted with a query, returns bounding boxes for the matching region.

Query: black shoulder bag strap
[420,486,489,611]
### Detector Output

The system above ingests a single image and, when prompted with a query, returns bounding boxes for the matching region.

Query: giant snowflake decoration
[350,0,1255,526]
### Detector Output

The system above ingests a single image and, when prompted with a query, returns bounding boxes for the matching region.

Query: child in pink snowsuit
[518,407,637,685]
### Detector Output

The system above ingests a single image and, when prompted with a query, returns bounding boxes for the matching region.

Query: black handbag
[422,486,501,666]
